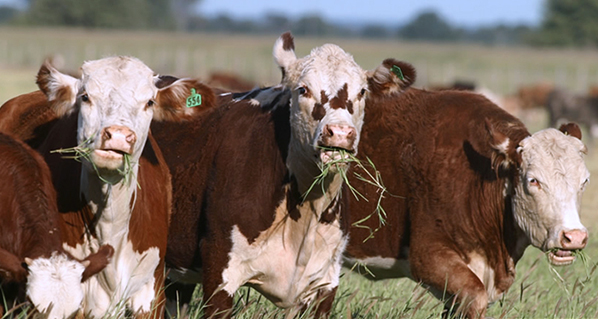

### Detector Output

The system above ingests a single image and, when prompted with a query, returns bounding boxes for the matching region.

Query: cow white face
[37,56,207,183]
[26,253,88,319]
[512,128,589,265]
[274,33,367,170]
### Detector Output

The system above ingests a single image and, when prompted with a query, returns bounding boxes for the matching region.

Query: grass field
[1,27,598,318]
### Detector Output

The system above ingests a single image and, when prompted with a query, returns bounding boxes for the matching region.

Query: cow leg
[164,280,195,318]
[313,286,338,318]
[201,248,234,318]
[410,245,488,319]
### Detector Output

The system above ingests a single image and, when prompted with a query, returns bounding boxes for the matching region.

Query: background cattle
[0,56,216,318]
[545,87,598,142]
[0,132,113,319]
[342,79,590,318]
[152,32,416,318]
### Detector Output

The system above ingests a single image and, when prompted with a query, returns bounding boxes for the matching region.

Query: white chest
[221,197,347,308]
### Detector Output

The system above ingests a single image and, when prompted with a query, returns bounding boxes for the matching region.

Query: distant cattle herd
[0,32,591,319]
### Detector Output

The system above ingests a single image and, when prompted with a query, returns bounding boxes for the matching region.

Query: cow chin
[91,149,125,171]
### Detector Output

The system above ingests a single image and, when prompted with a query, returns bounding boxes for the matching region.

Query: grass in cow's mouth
[51,136,136,186]
[304,147,389,243]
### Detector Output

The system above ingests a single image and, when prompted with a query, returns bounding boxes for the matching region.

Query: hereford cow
[152,32,415,317]
[0,56,216,318]
[341,82,590,317]
[0,132,113,319]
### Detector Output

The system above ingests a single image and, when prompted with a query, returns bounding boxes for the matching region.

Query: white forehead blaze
[77,57,156,150]
[26,253,86,319]
[515,128,589,246]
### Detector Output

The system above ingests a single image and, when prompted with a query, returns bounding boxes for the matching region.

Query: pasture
[1,27,598,318]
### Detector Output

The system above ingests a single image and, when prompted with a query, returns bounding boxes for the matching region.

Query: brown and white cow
[0,132,113,319]
[152,32,410,317]
[341,76,589,318]
[0,56,216,318]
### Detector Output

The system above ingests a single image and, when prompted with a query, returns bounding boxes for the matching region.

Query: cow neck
[504,179,532,265]
[80,163,140,245]
[286,141,346,218]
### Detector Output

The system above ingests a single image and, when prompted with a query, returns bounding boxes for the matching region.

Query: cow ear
[485,118,520,170]
[367,59,416,96]
[558,122,582,140]
[81,244,114,282]
[273,32,297,81]
[0,248,28,282]
[152,78,217,122]
[36,59,79,118]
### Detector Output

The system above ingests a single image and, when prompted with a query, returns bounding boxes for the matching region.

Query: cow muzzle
[318,124,357,164]
[91,125,137,170]
[547,229,588,266]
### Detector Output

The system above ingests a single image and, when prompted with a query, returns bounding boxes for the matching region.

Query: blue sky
[1,0,544,27]
[196,0,544,27]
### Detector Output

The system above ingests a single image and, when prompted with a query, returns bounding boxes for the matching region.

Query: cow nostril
[102,129,111,140]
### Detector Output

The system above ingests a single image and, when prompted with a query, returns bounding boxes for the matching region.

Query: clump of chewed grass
[304,147,390,242]
[51,135,136,186]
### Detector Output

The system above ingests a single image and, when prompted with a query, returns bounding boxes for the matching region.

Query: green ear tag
[186,88,202,108]
[391,65,405,81]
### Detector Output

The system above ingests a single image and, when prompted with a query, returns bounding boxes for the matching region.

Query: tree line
[0,0,597,47]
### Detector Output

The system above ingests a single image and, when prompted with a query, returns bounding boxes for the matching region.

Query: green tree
[398,10,460,42]
[532,0,598,47]
[19,0,200,30]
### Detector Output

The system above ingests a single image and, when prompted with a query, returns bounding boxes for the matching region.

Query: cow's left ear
[484,118,525,170]
[152,77,217,122]
[559,122,582,140]
[36,60,79,118]
[367,59,416,96]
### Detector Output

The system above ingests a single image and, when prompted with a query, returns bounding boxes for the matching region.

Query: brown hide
[151,90,310,316]
[0,133,112,314]
[344,88,531,318]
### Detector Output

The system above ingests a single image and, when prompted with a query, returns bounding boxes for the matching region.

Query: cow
[151,32,416,317]
[545,87,598,141]
[0,56,217,318]
[0,132,113,319]
[340,81,590,318]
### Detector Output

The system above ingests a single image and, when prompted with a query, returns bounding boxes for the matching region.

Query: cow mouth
[94,149,128,160]
[547,248,579,266]
[319,146,355,165]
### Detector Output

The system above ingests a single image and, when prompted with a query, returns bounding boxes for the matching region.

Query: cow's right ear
[81,244,114,282]
[36,60,79,118]
[152,78,217,122]
[0,248,28,283]
[273,32,297,82]
[367,59,416,96]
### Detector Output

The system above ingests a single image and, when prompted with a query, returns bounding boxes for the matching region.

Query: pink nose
[101,125,136,154]
[560,229,588,250]
[320,124,356,151]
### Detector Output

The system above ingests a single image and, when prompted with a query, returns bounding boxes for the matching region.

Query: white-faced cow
[0,56,217,318]
[0,132,113,319]
[151,32,414,317]
[341,77,590,318]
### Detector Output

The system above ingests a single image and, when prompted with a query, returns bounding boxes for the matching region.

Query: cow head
[274,32,366,174]
[36,56,215,184]
[490,122,589,265]
[0,245,114,319]
[273,32,415,192]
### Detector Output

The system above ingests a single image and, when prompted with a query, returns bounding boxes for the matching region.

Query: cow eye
[80,94,89,102]
[360,88,366,96]
[146,100,155,108]
[297,87,307,95]
[528,178,540,187]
